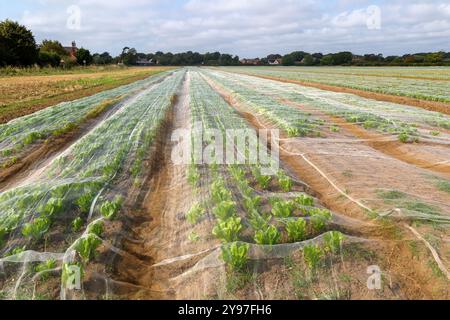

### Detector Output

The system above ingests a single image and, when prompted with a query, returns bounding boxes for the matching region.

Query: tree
[267,54,282,61]
[425,52,443,64]
[93,52,113,65]
[38,51,61,67]
[40,40,67,57]
[332,51,353,65]
[122,48,138,65]
[281,54,295,66]
[302,54,315,66]
[76,48,93,65]
[0,20,38,66]
[99,52,113,64]
[290,51,307,63]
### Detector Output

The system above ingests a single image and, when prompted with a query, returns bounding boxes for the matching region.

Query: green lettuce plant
[213,201,237,221]
[212,217,243,243]
[5,246,26,257]
[271,200,295,218]
[248,209,271,231]
[323,231,345,254]
[35,259,57,280]
[243,195,261,212]
[38,197,64,217]
[309,208,332,232]
[221,242,250,271]
[303,244,324,272]
[87,221,104,237]
[252,166,272,190]
[75,234,102,262]
[100,196,123,220]
[254,225,280,245]
[286,218,307,242]
[211,179,232,203]
[294,194,314,207]
[76,192,96,214]
[186,203,205,224]
[22,216,51,240]
[278,172,293,192]
[71,217,83,232]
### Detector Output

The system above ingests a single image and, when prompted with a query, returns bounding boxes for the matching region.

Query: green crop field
[0,67,449,301]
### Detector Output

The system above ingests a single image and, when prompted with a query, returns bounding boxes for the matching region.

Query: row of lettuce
[204,69,450,143]
[0,70,185,293]
[0,70,172,169]
[225,67,450,103]
[186,71,345,273]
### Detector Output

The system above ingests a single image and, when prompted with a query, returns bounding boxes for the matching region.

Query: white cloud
[10,0,450,57]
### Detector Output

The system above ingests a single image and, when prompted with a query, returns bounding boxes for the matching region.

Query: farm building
[63,41,78,59]
[136,58,154,66]
[268,58,282,65]
[240,58,261,65]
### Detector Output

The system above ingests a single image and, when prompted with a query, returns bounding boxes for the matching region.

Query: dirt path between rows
[231,72,450,116]
[278,98,450,176]
[112,73,216,299]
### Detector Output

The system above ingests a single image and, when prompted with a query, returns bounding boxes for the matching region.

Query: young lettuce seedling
[212,217,243,243]
[309,208,332,232]
[75,234,102,262]
[35,259,57,281]
[286,218,307,242]
[323,231,345,254]
[22,216,51,240]
[212,201,237,221]
[272,200,295,218]
[186,203,205,224]
[303,244,324,273]
[87,221,104,237]
[100,196,123,220]
[221,242,250,271]
[71,217,83,232]
[277,172,293,192]
[254,225,281,245]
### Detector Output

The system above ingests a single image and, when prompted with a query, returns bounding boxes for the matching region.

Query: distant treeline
[1,19,449,68]
[271,51,450,66]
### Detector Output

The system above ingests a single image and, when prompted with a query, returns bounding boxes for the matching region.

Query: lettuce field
[0,67,448,300]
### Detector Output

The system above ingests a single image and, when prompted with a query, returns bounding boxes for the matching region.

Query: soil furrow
[112,73,198,299]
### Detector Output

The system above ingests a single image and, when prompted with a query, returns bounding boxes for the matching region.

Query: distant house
[268,58,282,65]
[136,58,154,66]
[240,58,261,65]
[63,41,78,59]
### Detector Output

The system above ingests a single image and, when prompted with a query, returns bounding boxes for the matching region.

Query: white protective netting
[0,70,186,300]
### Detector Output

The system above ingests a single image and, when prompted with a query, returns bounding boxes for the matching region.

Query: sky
[0,0,449,57]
